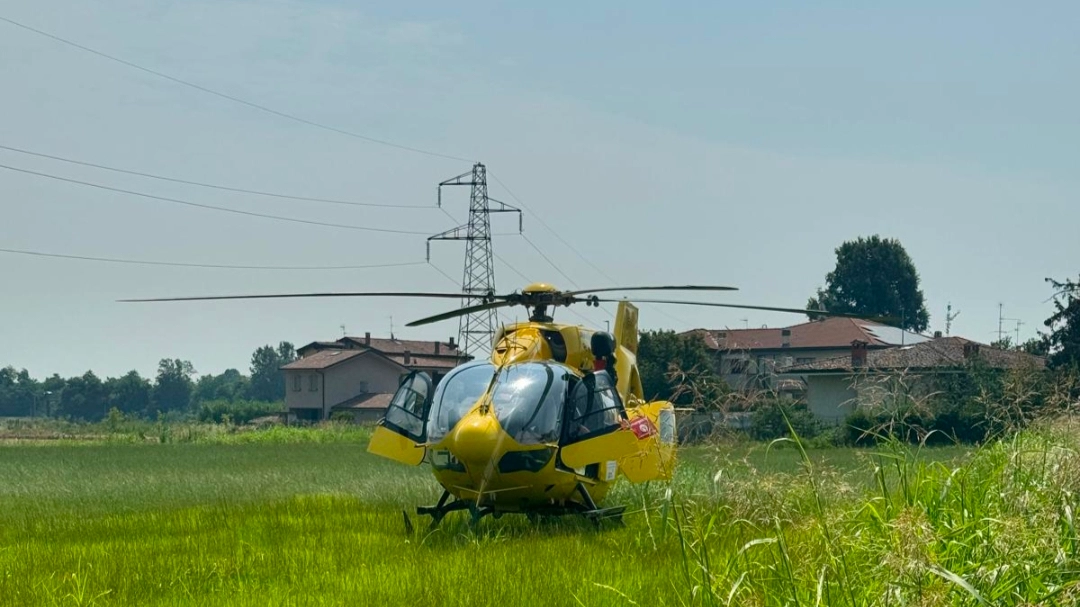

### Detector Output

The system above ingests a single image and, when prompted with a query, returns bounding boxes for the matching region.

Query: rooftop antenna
[389,315,395,340]
[740,318,749,329]
[945,303,960,336]
[997,303,1004,343]
[340,324,346,337]
[1001,315,1022,348]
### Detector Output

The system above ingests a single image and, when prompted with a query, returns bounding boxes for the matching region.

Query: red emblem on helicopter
[628,416,657,440]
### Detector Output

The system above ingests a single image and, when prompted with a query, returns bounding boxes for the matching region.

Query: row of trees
[0,342,297,421]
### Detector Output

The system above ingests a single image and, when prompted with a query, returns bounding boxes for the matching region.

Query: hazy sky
[2,1,1077,380]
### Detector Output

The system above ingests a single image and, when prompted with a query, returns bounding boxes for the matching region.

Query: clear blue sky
[2,0,1077,379]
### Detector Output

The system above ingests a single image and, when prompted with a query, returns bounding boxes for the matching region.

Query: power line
[489,173,619,284]
[427,261,514,326]
[0,15,472,163]
[433,207,596,325]
[0,162,434,235]
[490,172,695,328]
[520,232,580,288]
[0,247,427,271]
[0,143,430,209]
[437,206,532,285]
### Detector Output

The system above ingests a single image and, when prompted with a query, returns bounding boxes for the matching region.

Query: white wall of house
[804,375,858,424]
[284,354,406,418]
[716,348,853,390]
[284,372,323,410]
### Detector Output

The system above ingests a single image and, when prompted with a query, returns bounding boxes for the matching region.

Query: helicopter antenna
[428,162,522,357]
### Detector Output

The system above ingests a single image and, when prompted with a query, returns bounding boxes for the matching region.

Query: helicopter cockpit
[423,360,625,448]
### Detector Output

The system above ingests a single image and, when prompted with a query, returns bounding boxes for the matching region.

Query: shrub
[329,411,354,423]
[749,400,822,440]
[197,400,284,425]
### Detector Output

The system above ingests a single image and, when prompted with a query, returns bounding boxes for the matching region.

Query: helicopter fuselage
[368,304,677,518]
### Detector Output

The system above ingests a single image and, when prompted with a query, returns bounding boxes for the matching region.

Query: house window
[796,357,813,364]
[309,375,318,392]
[357,381,369,394]
[729,359,749,374]
[292,375,301,391]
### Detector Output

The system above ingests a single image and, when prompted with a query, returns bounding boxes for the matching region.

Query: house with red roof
[685,318,1045,424]
[682,317,931,397]
[281,333,471,422]
[782,337,1045,424]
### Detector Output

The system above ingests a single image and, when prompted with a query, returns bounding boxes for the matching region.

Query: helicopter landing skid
[574,482,625,527]
[411,485,625,531]
[416,490,472,529]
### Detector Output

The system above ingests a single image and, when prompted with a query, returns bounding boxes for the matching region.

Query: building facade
[282,333,471,422]
[781,337,1046,424]
[682,317,931,398]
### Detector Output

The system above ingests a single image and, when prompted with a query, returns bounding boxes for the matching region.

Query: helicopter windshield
[489,363,571,445]
[426,362,496,442]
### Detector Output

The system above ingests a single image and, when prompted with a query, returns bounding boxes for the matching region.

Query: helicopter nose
[447,410,503,466]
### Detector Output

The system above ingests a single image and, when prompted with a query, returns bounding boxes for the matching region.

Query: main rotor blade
[565,285,738,297]
[591,297,884,320]
[405,301,515,327]
[118,291,479,303]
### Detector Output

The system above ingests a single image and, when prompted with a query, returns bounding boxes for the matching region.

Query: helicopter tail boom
[613,301,640,355]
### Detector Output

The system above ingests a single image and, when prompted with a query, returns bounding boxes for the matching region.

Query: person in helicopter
[565,371,620,442]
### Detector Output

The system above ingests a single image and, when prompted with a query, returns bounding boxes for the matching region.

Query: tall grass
[0,420,1076,605]
[651,418,1080,605]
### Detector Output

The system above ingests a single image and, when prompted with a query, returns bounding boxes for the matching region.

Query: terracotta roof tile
[330,393,394,410]
[781,337,1045,373]
[685,317,930,351]
[343,336,464,357]
[280,349,367,370]
[385,354,462,369]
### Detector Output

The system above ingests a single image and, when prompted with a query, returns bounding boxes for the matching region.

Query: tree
[40,374,65,417]
[0,367,37,417]
[152,359,196,414]
[637,330,725,406]
[58,371,106,420]
[1020,337,1050,357]
[192,368,250,404]
[249,342,296,402]
[1044,276,1080,369]
[105,371,152,414]
[807,235,930,332]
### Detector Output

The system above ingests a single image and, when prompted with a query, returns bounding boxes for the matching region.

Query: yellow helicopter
[124,282,858,527]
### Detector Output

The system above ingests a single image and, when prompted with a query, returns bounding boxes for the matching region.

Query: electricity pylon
[427,163,521,357]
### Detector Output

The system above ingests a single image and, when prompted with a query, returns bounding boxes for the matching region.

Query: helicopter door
[618,402,677,482]
[367,371,433,466]
[560,371,637,470]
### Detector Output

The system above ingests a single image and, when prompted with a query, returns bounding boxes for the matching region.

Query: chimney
[434,341,440,355]
[851,340,868,367]
[781,328,791,348]
[403,349,411,365]
[963,342,980,359]
[449,336,456,349]
[364,332,371,346]
[934,331,943,339]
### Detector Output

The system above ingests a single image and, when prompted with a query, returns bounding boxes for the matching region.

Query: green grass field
[0,424,1077,606]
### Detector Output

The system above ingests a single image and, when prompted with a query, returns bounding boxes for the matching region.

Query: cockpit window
[426,362,495,441]
[489,363,572,445]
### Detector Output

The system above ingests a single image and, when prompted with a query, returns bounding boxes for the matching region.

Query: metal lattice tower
[428,163,521,357]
